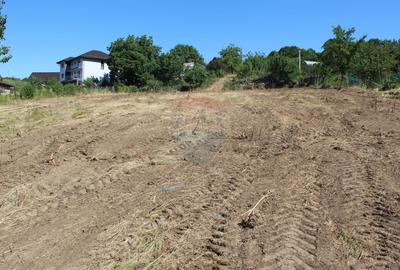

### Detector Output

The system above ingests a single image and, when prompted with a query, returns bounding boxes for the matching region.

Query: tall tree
[278,46,320,61]
[321,26,365,86]
[157,44,204,84]
[108,35,161,87]
[383,39,400,74]
[0,0,11,63]
[219,44,243,74]
[239,52,269,78]
[351,39,395,85]
[267,54,298,87]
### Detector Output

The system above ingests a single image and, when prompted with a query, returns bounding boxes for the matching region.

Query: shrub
[238,53,269,79]
[62,84,80,95]
[184,64,209,89]
[83,77,100,88]
[19,84,35,99]
[50,83,64,96]
[115,84,140,93]
[179,82,191,92]
[267,54,299,87]
[381,80,397,91]
[142,79,163,91]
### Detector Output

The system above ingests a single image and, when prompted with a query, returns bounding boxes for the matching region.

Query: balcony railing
[64,74,81,81]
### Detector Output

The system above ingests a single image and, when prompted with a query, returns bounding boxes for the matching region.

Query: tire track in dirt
[262,180,321,270]
[363,164,400,268]
[234,106,323,270]
[0,113,166,232]
[194,174,246,269]
[332,152,400,269]
[225,104,323,270]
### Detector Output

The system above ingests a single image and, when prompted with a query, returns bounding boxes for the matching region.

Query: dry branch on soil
[240,191,272,229]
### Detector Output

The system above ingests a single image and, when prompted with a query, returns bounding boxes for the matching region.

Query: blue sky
[1,0,399,79]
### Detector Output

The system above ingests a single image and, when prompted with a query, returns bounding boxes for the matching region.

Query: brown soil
[176,96,225,111]
[0,87,399,270]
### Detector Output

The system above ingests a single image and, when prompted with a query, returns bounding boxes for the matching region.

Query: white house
[57,50,110,84]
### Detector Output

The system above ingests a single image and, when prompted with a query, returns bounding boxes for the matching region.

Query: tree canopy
[104,25,399,91]
[219,44,243,74]
[321,26,366,86]
[0,0,11,64]
[351,39,395,85]
[276,46,320,62]
[157,44,204,84]
[108,35,161,87]
[239,53,269,79]
[267,54,298,87]
[206,57,226,77]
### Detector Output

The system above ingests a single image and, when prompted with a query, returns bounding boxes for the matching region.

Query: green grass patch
[338,229,369,257]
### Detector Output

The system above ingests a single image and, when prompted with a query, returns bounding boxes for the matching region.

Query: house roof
[0,81,15,89]
[57,57,74,64]
[80,50,109,61]
[57,50,109,64]
[30,72,60,81]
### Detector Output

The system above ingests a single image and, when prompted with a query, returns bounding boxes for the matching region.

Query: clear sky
[1,0,399,79]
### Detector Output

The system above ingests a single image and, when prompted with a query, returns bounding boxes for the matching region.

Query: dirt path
[205,75,233,92]
[0,89,399,269]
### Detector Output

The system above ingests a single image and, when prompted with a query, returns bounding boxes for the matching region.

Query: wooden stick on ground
[192,117,201,135]
[242,191,272,218]
[48,152,57,166]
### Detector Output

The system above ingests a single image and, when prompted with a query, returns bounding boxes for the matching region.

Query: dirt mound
[0,89,399,269]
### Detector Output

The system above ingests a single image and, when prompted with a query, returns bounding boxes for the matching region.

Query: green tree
[0,0,11,63]
[206,57,226,77]
[108,35,161,87]
[184,64,209,89]
[238,52,269,78]
[321,26,365,87]
[382,39,400,74]
[351,39,395,86]
[157,44,204,84]
[278,46,320,61]
[219,44,243,73]
[267,54,298,87]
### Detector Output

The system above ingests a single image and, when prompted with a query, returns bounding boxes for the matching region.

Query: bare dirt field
[0,85,399,269]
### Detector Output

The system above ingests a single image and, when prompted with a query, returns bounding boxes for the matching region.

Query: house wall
[82,60,110,81]
[60,63,67,81]
[0,88,11,95]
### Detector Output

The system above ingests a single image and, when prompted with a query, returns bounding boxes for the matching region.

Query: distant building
[30,72,60,82]
[183,62,195,70]
[0,81,15,95]
[304,61,321,66]
[57,50,110,84]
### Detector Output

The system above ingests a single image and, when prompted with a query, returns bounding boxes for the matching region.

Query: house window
[61,63,65,68]
[101,61,104,70]
[61,74,64,79]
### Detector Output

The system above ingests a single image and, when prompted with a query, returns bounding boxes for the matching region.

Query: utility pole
[298,50,302,72]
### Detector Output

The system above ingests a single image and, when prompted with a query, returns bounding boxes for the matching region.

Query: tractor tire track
[263,180,321,270]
